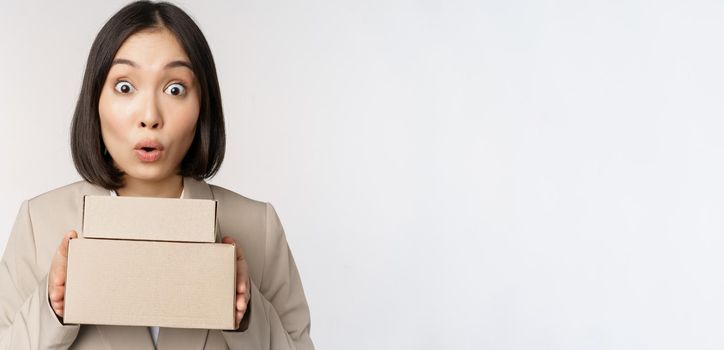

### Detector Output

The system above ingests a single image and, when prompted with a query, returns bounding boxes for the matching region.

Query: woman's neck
[115,175,184,198]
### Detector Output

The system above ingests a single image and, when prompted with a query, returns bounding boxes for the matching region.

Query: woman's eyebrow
[112,58,137,67]
[164,60,193,70]
[110,58,192,70]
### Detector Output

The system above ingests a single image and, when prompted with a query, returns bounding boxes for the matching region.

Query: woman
[0,1,314,349]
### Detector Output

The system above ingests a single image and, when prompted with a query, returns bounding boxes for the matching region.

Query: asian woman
[0,1,314,349]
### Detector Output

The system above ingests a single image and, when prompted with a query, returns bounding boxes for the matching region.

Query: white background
[2,1,723,349]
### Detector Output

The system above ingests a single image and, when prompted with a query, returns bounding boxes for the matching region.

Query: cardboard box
[64,195,235,330]
[64,238,236,329]
[82,195,217,243]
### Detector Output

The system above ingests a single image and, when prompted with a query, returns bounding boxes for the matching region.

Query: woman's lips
[134,148,162,162]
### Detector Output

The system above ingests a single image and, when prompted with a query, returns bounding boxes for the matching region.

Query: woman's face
[98,27,200,184]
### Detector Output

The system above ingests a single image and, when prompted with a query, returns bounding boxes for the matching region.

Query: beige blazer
[0,177,314,350]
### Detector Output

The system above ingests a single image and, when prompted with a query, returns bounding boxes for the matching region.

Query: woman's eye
[164,83,186,96]
[114,81,135,94]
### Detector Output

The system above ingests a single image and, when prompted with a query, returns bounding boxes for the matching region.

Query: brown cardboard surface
[82,195,217,242]
[64,238,236,330]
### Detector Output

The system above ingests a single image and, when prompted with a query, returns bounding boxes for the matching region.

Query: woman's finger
[49,285,65,302]
[236,293,247,311]
[221,236,246,262]
[51,231,77,285]
[50,230,77,294]
[223,235,250,327]
[57,230,78,259]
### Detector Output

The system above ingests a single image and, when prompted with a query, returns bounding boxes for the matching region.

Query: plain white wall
[2,0,724,348]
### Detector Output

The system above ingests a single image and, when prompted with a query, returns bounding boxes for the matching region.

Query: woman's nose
[138,93,163,129]
[140,120,160,128]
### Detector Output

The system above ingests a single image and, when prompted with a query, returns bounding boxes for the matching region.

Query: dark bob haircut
[71,0,225,190]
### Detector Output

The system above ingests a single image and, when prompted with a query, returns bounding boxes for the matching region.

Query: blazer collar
[181,176,214,200]
[79,176,213,200]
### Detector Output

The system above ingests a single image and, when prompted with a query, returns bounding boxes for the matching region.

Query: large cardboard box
[64,196,236,330]
[64,239,235,329]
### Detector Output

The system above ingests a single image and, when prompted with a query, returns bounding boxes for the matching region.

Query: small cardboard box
[82,195,217,242]
[64,195,236,330]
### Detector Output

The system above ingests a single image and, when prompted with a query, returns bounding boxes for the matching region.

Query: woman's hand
[222,236,251,329]
[48,230,78,318]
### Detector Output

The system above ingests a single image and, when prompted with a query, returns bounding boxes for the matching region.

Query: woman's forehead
[114,27,190,69]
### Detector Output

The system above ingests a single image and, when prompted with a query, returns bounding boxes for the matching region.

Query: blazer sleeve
[0,200,80,349]
[221,202,314,350]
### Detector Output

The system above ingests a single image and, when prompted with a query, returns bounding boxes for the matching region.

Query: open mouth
[134,145,163,162]
[134,140,164,162]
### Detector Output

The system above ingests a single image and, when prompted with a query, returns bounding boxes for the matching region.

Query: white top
[110,187,185,348]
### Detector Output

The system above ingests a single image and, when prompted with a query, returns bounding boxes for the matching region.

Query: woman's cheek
[174,94,200,133]
[99,91,135,163]
[166,98,199,163]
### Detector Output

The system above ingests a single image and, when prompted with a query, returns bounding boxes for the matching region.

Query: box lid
[82,195,217,243]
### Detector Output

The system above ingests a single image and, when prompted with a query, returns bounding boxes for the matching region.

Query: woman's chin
[122,165,175,183]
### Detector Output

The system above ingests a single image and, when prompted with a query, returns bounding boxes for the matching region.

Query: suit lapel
[181,176,214,200]
[79,177,213,350]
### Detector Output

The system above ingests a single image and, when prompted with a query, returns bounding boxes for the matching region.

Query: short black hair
[71,0,225,190]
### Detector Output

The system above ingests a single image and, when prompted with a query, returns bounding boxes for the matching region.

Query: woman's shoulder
[25,180,101,209]
[23,179,278,224]
[206,183,285,236]
[207,183,278,279]
[26,180,267,207]
[207,183,268,213]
